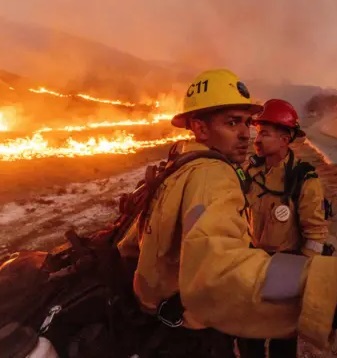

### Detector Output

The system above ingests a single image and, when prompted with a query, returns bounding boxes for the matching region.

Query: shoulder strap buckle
[157,293,184,328]
[157,300,183,328]
[248,154,265,168]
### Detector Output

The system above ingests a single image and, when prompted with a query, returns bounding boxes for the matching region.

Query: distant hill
[246,80,322,116]
[0,17,193,101]
[247,80,337,126]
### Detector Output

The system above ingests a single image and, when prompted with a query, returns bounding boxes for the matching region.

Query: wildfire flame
[29,87,68,98]
[28,87,137,107]
[0,84,186,161]
[35,113,174,134]
[77,93,135,107]
[0,132,192,161]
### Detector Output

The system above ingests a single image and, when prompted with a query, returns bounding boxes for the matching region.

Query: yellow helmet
[172,69,263,128]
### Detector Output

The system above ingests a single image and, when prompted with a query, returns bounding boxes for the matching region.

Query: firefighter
[238,99,330,358]
[118,69,337,357]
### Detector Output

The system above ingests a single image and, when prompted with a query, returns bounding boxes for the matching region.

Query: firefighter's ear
[189,118,210,141]
[280,132,291,145]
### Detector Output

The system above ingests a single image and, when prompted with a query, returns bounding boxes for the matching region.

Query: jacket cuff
[298,256,337,349]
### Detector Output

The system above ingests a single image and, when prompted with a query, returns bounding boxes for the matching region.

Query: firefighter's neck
[265,148,289,170]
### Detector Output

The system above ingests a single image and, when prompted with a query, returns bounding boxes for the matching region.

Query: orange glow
[0,113,9,131]
[0,107,20,132]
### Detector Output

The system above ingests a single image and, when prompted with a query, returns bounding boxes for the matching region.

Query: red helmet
[253,99,305,137]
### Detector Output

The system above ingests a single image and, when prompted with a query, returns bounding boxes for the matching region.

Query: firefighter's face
[254,124,290,157]
[190,109,251,164]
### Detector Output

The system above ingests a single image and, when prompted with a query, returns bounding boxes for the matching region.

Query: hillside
[0,17,192,101]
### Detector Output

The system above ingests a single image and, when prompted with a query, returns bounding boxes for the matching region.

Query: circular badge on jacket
[274,205,290,222]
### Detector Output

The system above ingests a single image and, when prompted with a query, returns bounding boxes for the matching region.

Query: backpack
[0,238,123,358]
[0,145,242,358]
[246,149,333,220]
[245,150,334,256]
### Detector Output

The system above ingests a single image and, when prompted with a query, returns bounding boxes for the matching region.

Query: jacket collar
[181,140,210,153]
[265,151,291,171]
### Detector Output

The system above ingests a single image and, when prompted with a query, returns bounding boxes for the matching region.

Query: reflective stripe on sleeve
[304,240,324,254]
[261,253,308,301]
[183,204,205,236]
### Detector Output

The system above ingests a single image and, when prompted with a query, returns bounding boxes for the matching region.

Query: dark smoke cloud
[0,0,337,88]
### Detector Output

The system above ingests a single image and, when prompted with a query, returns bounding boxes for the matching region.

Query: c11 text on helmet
[187,80,209,97]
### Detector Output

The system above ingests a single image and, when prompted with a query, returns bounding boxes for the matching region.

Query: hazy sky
[1,0,337,86]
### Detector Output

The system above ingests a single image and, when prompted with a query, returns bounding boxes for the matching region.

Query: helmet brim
[252,119,306,138]
[171,103,264,128]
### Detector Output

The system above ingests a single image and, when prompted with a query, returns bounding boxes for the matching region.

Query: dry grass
[0,144,170,205]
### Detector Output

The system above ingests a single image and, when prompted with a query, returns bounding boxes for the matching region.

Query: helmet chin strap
[290,126,300,143]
